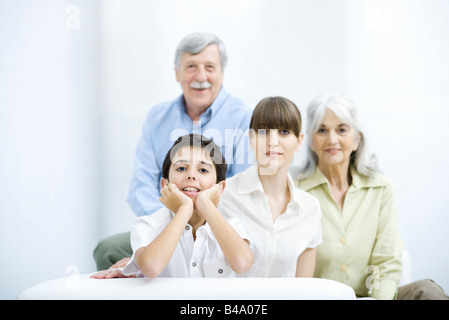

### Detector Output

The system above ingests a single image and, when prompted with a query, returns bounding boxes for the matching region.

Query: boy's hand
[195,184,223,211]
[90,268,136,279]
[160,183,193,214]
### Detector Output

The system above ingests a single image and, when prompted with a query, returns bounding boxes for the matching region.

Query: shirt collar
[237,163,303,208]
[178,86,229,118]
[237,163,265,195]
[349,166,388,190]
[207,86,228,117]
[287,173,303,205]
[184,219,215,240]
[296,167,328,192]
[167,209,215,240]
[298,166,387,192]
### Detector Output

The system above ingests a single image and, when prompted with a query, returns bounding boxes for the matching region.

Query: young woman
[219,96,322,277]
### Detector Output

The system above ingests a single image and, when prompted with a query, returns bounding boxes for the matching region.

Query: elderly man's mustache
[190,81,212,89]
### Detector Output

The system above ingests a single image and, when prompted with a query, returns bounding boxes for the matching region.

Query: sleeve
[226,107,254,178]
[226,217,258,259]
[369,182,404,300]
[308,198,323,248]
[126,110,164,217]
[122,216,160,276]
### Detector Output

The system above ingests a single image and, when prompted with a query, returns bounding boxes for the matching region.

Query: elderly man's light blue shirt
[127,87,255,216]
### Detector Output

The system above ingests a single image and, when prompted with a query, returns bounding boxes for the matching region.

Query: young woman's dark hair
[249,96,302,137]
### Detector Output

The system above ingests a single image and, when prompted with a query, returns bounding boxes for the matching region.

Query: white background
[1,0,448,299]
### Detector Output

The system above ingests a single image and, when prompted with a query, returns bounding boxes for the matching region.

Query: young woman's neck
[258,163,291,221]
[258,164,289,196]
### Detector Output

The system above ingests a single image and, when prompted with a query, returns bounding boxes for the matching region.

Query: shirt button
[340,264,347,272]
[192,262,196,267]
[218,269,223,274]
[340,237,346,244]
[185,226,190,230]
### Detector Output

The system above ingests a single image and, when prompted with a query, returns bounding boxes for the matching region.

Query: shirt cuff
[122,255,142,277]
[370,279,399,300]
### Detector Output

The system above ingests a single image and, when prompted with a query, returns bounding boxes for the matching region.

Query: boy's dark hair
[162,134,227,183]
[250,96,302,137]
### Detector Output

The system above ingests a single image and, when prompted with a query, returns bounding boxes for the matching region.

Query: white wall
[0,0,100,298]
[1,0,448,299]
[342,0,449,291]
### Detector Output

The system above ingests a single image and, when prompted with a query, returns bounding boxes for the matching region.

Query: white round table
[17,274,356,300]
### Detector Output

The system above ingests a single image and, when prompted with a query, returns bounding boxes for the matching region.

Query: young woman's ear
[296,132,304,151]
[161,178,169,189]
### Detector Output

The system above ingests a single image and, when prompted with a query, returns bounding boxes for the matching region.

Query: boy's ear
[217,180,226,194]
[161,178,169,189]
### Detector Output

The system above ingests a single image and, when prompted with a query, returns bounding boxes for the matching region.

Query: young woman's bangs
[251,101,300,136]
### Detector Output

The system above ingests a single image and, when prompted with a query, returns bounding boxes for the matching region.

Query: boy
[93,134,254,278]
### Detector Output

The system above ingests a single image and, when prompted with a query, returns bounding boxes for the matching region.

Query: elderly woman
[295,94,448,300]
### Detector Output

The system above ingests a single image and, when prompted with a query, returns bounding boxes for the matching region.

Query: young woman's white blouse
[219,163,322,277]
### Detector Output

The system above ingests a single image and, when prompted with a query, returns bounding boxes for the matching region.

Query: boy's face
[162,146,218,200]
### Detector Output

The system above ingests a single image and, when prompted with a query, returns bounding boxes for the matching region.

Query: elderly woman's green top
[295,166,403,299]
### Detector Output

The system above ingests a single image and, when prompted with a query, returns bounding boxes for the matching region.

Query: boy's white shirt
[122,207,255,278]
[219,163,322,277]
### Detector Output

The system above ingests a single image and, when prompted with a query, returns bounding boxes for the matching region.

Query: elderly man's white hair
[174,32,228,71]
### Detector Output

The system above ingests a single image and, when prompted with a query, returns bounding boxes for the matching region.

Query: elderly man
[93,32,254,270]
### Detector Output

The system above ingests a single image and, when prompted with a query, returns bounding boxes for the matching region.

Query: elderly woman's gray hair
[174,32,228,70]
[298,94,378,180]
